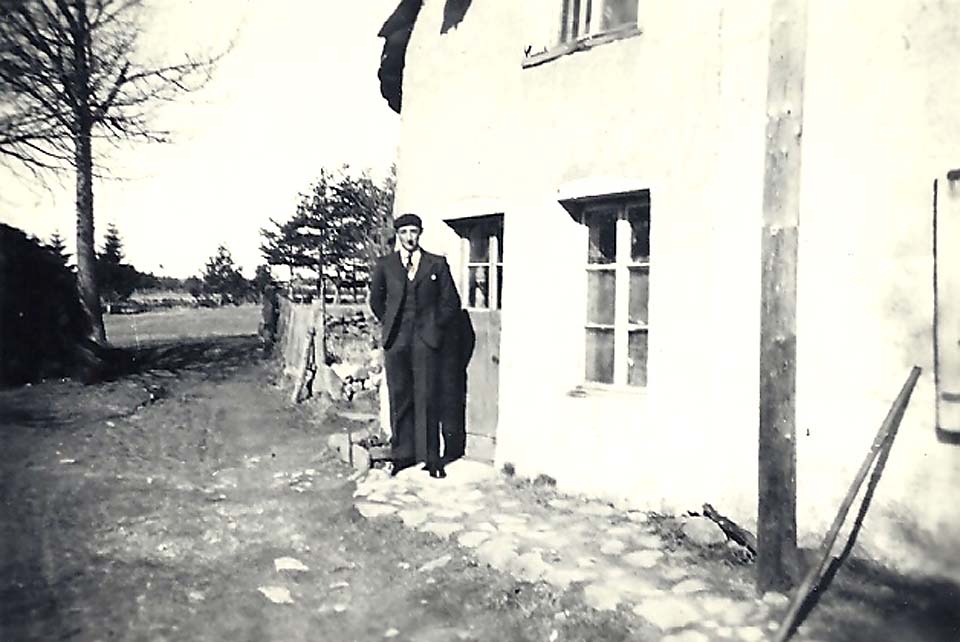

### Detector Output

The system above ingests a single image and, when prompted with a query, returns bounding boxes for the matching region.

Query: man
[369,213,461,478]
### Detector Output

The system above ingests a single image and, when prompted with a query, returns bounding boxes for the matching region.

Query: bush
[0,224,90,386]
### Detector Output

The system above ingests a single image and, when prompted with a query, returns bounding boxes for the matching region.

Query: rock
[399,509,429,528]
[578,502,616,517]
[626,510,649,523]
[420,521,463,539]
[332,361,364,381]
[458,531,491,548]
[356,502,398,518]
[662,631,710,642]
[476,538,518,570]
[384,628,399,638]
[583,583,622,611]
[600,539,626,555]
[351,445,371,474]
[737,626,764,641]
[761,591,790,608]
[623,549,663,569]
[633,597,701,630]
[671,578,711,594]
[258,586,294,604]
[511,552,551,582]
[274,557,309,572]
[548,498,577,511]
[442,459,497,485]
[418,554,452,572]
[682,516,727,547]
[544,567,594,590]
[317,364,345,400]
[327,433,350,456]
[350,428,372,443]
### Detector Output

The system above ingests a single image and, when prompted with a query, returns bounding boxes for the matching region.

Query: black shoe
[391,457,416,477]
[428,463,446,479]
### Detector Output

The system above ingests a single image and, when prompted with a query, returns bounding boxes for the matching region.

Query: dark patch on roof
[377,0,423,114]
[441,0,473,34]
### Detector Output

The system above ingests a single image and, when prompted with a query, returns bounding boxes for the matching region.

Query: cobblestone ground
[352,460,960,642]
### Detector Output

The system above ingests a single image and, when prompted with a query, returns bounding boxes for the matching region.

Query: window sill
[566,383,647,399]
[522,25,641,69]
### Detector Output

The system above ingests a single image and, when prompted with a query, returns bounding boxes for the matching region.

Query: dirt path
[0,337,635,642]
[2,335,957,642]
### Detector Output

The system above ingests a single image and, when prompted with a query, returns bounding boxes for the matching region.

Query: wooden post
[758,0,808,593]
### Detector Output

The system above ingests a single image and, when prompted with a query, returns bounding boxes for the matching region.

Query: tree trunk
[75,121,106,346]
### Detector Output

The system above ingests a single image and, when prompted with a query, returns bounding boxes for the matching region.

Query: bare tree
[0,0,224,357]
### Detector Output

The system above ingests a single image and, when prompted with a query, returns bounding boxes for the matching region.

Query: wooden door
[444,214,504,463]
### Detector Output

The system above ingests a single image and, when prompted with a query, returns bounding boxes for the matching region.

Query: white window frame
[448,215,503,312]
[560,0,638,44]
[582,198,650,388]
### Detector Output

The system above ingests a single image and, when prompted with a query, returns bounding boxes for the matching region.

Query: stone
[717,626,734,637]
[548,498,577,511]
[608,576,659,600]
[578,503,616,517]
[458,531,490,548]
[442,459,497,485]
[421,522,463,539]
[623,549,664,569]
[476,522,499,533]
[492,513,527,525]
[583,583,622,611]
[600,539,627,555]
[671,578,711,594]
[351,445,371,474]
[606,526,634,537]
[681,516,727,547]
[317,364,345,399]
[633,597,701,630]
[714,600,756,626]
[274,557,309,572]
[384,628,399,638]
[626,510,649,523]
[737,626,764,641]
[356,502,398,518]
[332,361,364,381]
[418,554,452,573]
[258,586,294,604]
[477,538,518,570]
[327,433,350,456]
[544,567,594,590]
[661,631,710,642]
[761,592,790,608]
[634,533,663,549]
[576,556,598,568]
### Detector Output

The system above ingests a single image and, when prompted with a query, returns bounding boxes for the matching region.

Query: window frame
[445,214,504,312]
[579,195,650,389]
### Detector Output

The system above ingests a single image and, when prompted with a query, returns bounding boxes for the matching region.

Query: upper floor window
[561,0,638,43]
[582,195,650,387]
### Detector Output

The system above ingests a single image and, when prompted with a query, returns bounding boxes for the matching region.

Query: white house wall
[392,0,960,580]
[795,0,960,578]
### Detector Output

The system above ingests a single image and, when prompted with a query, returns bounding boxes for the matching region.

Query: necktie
[405,252,415,280]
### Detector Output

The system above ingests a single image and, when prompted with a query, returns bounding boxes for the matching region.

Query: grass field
[105,304,261,348]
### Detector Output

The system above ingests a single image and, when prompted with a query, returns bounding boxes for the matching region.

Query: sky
[0,0,401,279]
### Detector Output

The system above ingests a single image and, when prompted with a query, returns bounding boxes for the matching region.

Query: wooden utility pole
[757,0,809,593]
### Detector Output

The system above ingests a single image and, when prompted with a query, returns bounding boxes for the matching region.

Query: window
[583,196,650,386]
[446,215,504,310]
[561,0,638,43]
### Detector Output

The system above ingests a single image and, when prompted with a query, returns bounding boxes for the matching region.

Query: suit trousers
[385,328,441,464]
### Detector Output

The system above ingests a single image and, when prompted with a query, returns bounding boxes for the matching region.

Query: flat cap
[393,213,423,230]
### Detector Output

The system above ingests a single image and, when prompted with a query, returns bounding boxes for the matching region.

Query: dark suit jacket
[369,250,461,350]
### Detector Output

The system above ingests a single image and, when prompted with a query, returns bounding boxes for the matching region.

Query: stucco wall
[394,0,960,580]
[794,0,960,578]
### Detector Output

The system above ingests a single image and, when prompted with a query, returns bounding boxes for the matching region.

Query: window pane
[496,265,503,310]
[586,328,615,384]
[587,210,616,264]
[601,0,638,30]
[468,266,489,308]
[628,204,650,262]
[627,330,648,386]
[628,266,649,325]
[586,270,616,325]
[469,226,489,262]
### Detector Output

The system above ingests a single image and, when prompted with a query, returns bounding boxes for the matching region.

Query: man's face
[397,225,422,253]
